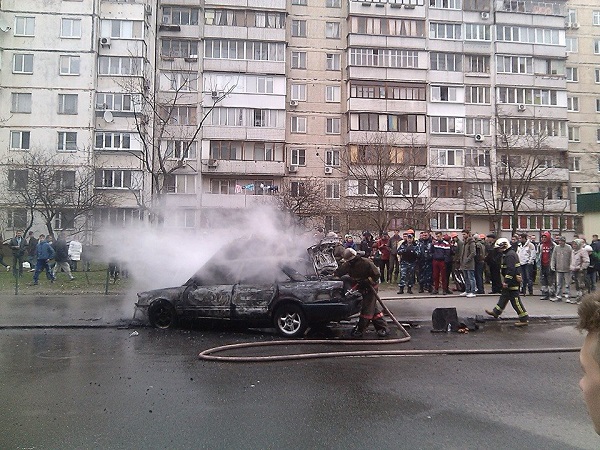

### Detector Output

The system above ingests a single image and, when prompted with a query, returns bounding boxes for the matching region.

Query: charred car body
[134,239,361,337]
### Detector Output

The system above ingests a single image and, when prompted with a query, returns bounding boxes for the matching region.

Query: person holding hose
[335,247,389,338]
[485,237,529,326]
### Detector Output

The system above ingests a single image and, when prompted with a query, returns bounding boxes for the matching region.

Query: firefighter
[335,248,388,338]
[485,238,529,326]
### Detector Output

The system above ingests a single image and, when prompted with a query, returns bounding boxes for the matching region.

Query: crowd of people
[2,230,83,285]
[318,228,600,305]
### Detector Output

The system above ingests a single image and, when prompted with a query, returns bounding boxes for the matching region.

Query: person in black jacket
[9,230,26,277]
[52,233,74,281]
[485,238,529,326]
[484,234,502,294]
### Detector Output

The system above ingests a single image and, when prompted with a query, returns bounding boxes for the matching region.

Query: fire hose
[197,286,581,363]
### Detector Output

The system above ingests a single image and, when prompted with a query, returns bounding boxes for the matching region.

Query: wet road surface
[0,320,597,449]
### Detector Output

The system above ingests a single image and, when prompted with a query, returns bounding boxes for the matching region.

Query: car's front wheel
[148,300,177,329]
[274,303,307,338]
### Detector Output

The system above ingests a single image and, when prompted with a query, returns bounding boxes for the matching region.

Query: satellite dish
[103,110,114,123]
[0,19,11,32]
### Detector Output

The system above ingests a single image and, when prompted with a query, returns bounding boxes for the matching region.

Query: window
[567,97,579,112]
[429,22,462,40]
[326,117,341,134]
[464,148,490,167]
[7,210,27,229]
[165,140,197,159]
[326,53,341,71]
[59,55,80,75]
[566,67,579,82]
[566,37,578,53]
[292,0,307,4]
[58,132,77,151]
[464,24,490,41]
[95,169,135,189]
[14,16,35,36]
[291,181,306,197]
[326,149,340,166]
[596,40,600,55]
[430,116,464,134]
[203,40,285,61]
[95,132,131,150]
[291,20,307,37]
[430,0,462,8]
[597,98,600,113]
[357,179,377,196]
[567,9,577,25]
[569,157,581,172]
[98,56,143,76]
[496,55,532,74]
[162,7,199,25]
[291,148,306,166]
[95,208,143,227]
[594,11,600,26]
[430,52,462,71]
[291,116,307,133]
[325,182,340,199]
[291,51,307,69]
[166,174,196,194]
[210,141,242,160]
[597,128,600,143]
[58,94,78,114]
[13,54,33,74]
[96,93,134,112]
[161,39,198,58]
[431,181,463,198]
[349,48,419,68]
[568,126,580,142]
[54,171,76,190]
[596,68,600,83]
[325,22,340,39]
[497,87,558,106]
[465,86,490,104]
[171,210,196,228]
[252,143,275,161]
[392,180,420,197]
[160,71,198,92]
[466,55,490,73]
[466,118,490,135]
[436,213,464,231]
[61,18,82,38]
[290,84,306,101]
[8,170,28,190]
[432,148,464,166]
[161,106,197,126]
[53,211,75,230]
[100,19,135,39]
[431,85,459,102]
[11,93,32,113]
[10,131,30,150]
[326,86,341,102]
[326,0,341,7]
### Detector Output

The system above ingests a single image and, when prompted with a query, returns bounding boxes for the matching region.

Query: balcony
[201,192,278,209]
[201,159,285,176]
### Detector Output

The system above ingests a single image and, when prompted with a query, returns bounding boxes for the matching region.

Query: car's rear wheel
[274,303,307,338]
[148,300,177,329]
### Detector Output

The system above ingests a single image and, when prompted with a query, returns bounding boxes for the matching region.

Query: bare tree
[341,134,442,233]
[117,63,235,222]
[466,114,567,235]
[3,150,113,236]
[274,177,328,227]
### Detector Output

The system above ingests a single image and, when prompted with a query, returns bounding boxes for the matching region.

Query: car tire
[274,303,307,338]
[148,299,177,329]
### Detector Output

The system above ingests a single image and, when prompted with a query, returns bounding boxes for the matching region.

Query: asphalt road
[0,319,597,450]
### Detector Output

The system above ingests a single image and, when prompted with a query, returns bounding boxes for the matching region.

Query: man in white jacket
[551,236,573,301]
[516,233,537,296]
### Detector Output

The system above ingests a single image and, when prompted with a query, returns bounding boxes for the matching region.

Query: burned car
[134,239,361,337]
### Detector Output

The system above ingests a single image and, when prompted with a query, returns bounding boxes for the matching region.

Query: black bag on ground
[431,307,460,332]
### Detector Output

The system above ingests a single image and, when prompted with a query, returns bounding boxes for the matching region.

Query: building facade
[0,0,597,241]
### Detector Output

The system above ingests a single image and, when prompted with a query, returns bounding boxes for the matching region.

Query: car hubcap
[279,312,300,334]
[154,306,172,327]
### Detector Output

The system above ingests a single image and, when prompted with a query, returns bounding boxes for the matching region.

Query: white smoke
[96,205,317,293]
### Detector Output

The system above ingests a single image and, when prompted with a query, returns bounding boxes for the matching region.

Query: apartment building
[564,2,600,205]
[0,0,593,240]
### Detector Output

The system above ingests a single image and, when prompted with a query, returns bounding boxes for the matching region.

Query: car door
[183,284,234,319]
[231,284,276,321]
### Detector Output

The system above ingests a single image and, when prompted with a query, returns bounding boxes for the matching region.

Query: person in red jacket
[374,232,391,283]
[431,231,451,294]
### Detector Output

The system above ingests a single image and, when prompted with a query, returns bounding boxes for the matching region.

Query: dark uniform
[335,255,388,337]
[487,247,529,324]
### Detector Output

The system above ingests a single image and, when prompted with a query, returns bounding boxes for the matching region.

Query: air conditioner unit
[288,165,298,173]
[144,5,152,16]
[404,4,416,9]
[474,134,484,142]
[481,12,490,20]
[99,37,111,48]
[518,104,526,111]
[324,166,333,174]
[207,159,218,168]
[289,100,299,107]
[572,22,579,29]
[211,91,219,99]
[414,197,425,205]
